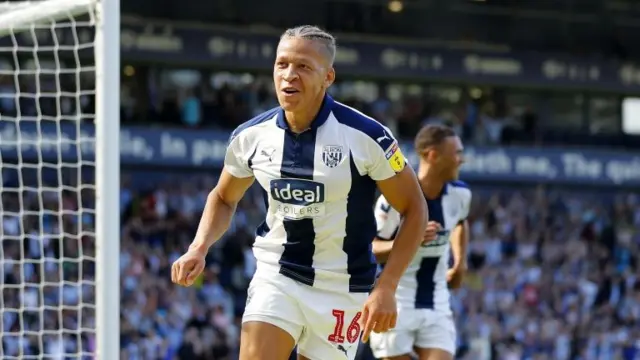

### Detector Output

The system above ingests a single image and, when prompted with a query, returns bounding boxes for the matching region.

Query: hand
[446,263,467,289]
[360,285,397,343]
[171,248,207,287]
[422,221,442,245]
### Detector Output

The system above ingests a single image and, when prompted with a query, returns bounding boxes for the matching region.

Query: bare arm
[374,166,428,290]
[373,222,440,263]
[372,239,394,263]
[189,167,254,254]
[450,220,469,269]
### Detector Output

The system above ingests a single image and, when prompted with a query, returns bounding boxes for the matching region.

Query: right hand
[422,221,442,245]
[360,284,397,343]
[171,248,207,287]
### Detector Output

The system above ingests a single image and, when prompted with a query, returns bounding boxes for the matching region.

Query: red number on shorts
[346,311,362,344]
[328,309,362,344]
[328,310,346,343]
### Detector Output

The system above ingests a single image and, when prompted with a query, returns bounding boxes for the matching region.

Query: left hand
[360,285,397,343]
[422,221,442,245]
[446,263,467,289]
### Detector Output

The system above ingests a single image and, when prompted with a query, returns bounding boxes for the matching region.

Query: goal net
[0,0,119,359]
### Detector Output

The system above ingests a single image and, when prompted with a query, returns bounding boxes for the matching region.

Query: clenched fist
[422,221,442,245]
[447,263,467,289]
[171,249,207,287]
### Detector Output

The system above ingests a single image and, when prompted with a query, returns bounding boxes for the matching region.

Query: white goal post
[0,0,119,359]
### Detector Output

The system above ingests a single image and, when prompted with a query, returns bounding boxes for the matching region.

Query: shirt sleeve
[366,125,407,181]
[223,131,254,178]
[374,195,402,240]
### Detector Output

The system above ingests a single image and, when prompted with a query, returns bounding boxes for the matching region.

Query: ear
[325,67,335,88]
[425,148,438,162]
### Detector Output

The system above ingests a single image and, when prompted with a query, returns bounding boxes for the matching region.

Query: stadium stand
[2,0,640,359]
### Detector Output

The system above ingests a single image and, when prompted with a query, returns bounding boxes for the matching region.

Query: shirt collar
[276,94,334,131]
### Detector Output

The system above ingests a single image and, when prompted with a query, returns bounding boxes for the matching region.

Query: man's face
[425,136,465,180]
[273,37,335,112]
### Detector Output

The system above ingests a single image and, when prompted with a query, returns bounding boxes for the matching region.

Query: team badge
[322,145,344,168]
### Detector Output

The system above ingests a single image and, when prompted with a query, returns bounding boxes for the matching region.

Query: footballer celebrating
[369,124,471,360]
[171,25,428,360]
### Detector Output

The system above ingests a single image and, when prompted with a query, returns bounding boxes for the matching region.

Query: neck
[417,164,446,199]
[284,93,325,133]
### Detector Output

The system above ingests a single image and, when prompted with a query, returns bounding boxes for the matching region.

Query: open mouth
[282,87,299,94]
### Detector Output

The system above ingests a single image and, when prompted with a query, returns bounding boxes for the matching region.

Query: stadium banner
[121,24,640,92]
[4,20,639,92]
[2,122,640,187]
[115,23,640,93]
[118,22,640,92]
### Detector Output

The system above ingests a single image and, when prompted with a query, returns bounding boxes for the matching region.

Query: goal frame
[0,0,121,358]
[95,0,120,358]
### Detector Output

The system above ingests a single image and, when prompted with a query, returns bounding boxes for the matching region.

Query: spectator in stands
[179,88,201,127]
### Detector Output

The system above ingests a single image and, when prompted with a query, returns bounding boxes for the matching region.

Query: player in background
[368,124,471,360]
[171,25,428,360]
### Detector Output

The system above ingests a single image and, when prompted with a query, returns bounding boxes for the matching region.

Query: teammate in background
[368,124,471,360]
[171,25,429,360]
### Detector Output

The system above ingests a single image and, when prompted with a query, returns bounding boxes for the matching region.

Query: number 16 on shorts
[328,309,362,344]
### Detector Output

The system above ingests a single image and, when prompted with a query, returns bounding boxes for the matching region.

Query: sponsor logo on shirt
[270,179,326,219]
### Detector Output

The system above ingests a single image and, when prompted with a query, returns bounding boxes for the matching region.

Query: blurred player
[368,124,471,360]
[171,25,428,360]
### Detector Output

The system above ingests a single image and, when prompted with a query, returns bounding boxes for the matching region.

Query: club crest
[322,145,344,168]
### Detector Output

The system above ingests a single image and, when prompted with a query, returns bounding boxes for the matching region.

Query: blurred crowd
[3,169,639,360]
[454,188,640,360]
[117,175,265,360]
[120,70,537,149]
[1,178,97,358]
[119,181,640,360]
[118,68,631,150]
[2,57,640,360]
[0,2,639,359]
[0,54,627,149]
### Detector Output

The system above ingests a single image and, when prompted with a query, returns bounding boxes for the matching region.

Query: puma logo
[337,344,348,357]
[376,133,391,143]
[261,148,276,162]
[380,202,391,213]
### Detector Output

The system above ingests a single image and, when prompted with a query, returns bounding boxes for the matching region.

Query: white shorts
[242,267,368,360]
[368,307,456,358]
